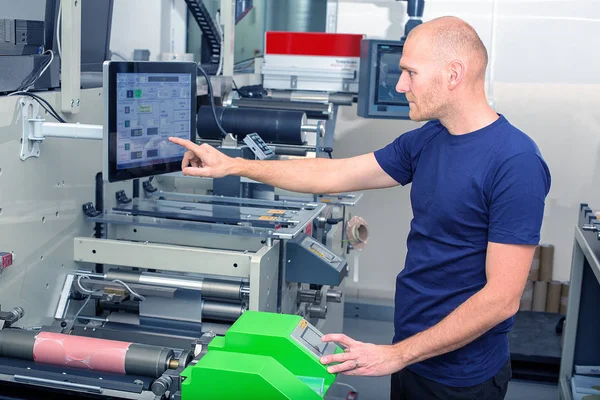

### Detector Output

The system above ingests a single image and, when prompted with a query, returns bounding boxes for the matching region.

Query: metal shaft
[232,98,332,119]
[100,299,245,323]
[105,270,248,300]
[267,90,354,106]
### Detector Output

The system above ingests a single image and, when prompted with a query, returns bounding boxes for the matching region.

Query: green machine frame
[181,311,343,399]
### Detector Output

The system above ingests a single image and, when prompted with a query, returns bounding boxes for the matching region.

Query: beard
[407,76,446,122]
[408,90,445,122]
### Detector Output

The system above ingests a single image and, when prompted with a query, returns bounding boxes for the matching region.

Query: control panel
[290,318,337,359]
[242,132,274,160]
[286,233,348,286]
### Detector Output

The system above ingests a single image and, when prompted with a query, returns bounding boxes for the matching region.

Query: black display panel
[103,61,197,182]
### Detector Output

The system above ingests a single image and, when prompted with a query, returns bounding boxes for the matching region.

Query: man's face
[396,34,447,122]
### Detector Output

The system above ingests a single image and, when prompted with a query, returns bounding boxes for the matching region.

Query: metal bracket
[19,99,102,161]
[19,99,42,161]
[115,190,132,205]
[342,78,351,92]
[143,178,157,194]
[221,133,238,148]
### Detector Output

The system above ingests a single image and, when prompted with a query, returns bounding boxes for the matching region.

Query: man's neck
[440,97,499,135]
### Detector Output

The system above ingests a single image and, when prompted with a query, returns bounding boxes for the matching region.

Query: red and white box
[262,32,364,93]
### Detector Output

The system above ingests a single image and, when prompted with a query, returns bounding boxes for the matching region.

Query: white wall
[333,0,600,302]
[110,0,187,60]
[234,0,266,63]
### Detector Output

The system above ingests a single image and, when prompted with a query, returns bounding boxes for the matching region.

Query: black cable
[16,52,53,92]
[21,92,65,123]
[26,93,64,122]
[197,63,228,138]
[9,91,66,123]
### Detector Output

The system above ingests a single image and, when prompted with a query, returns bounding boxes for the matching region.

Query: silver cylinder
[105,270,246,301]
[105,270,141,283]
[326,290,343,303]
[202,301,246,322]
[201,279,244,301]
[268,90,354,106]
[301,124,325,138]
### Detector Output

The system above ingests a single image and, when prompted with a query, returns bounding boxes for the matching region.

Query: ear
[447,60,465,90]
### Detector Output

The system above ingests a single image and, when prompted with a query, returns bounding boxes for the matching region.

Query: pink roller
[33,332,131,374]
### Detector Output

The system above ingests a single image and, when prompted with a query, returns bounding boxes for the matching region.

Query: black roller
[231,98,331,120]
[125,344,174,378]
[197,106,306,145]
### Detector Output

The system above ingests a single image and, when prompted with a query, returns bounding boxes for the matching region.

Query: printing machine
[0,0,380,396]
[0,3,366,398]
[0,56,368,398]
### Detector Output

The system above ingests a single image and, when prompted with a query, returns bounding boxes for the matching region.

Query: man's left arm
[320,243,533,376]
[389,242,534,369]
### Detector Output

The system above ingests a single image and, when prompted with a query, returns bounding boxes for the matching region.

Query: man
[170,16,551,400]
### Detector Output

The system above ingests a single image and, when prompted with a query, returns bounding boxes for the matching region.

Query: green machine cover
[181,311,343,399]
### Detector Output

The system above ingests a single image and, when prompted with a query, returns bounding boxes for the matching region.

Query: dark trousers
[390,360,512,400]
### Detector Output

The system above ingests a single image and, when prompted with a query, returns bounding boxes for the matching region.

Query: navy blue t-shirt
[374,115,551,387]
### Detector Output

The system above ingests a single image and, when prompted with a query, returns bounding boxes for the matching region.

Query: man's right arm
[168,137,399,194]
[230,153,399,194]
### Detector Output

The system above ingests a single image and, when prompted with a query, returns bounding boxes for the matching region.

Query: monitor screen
[357,39,411,119]
[104,62,197,182]
[375,44,408,106]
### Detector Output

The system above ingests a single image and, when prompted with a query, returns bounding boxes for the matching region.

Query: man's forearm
[393,287,517,368]
[230,157,342,194]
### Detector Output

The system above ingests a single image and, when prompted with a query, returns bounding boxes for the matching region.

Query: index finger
[169,137,197,151]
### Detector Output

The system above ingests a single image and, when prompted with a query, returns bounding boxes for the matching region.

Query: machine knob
[151,375,172,396]
[307,304,327,319]
[9,307,25,320]
[326,290,342,303]
[0,306,25,328]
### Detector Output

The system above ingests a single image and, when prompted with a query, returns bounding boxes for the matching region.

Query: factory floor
[328,317,559,400]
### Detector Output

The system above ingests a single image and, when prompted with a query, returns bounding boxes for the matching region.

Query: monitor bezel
[103,61,197,183]
[374,43,409,107]
[357,39,411,120]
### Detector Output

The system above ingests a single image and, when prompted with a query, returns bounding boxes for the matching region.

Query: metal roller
[201,279,244,300]
[105,270,249,301]
[100,298,245,323]
[267,90,354,106]
[202,300,246,322]
[125,344,174,378]
[196,106,307,144]
[231,98,333,119]
[0,329,36,360]
[0,330,174,378]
